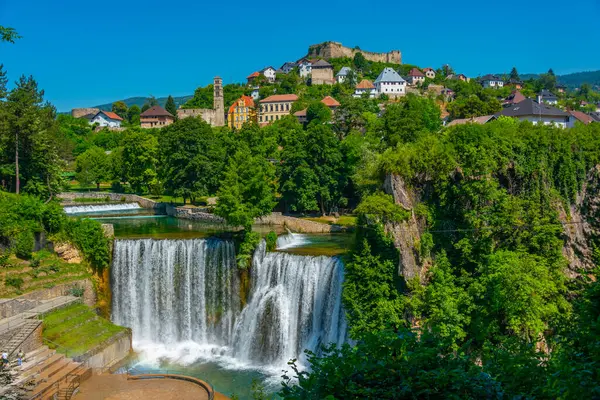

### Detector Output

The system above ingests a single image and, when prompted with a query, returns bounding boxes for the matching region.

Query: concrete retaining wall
[0,299,41,319]
[57,193,163,210]
[76,329,132,371]
[166,205,227,224]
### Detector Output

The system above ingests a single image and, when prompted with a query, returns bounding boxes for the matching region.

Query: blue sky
[1,0,599,111]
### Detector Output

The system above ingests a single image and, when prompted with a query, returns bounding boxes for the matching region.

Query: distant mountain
[517,70,600,89]
[92,95,193,111]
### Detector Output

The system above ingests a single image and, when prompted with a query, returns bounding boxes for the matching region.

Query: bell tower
[213,76,225,127]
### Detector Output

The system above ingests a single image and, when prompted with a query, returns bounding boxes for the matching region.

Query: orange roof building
[228,95,257,130]
[259,94,298,125]
[247,71,260,84]
[321,96,340,108]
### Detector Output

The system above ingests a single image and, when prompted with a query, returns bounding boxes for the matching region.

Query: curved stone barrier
[57,193,162,210]
[128,373,215,400]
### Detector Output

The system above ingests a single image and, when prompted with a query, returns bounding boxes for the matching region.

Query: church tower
[213,76,225,127]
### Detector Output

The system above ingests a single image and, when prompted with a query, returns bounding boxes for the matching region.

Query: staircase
[4,320,42,356]
[2,345,91,400]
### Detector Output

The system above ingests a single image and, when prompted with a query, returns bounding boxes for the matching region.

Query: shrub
[5,275,24,290]
[237,230,260,269]
[0,251,11,268]
[30,255,41,269]
[14,230,34,260]
[64,219,110,273]
[42,202,66,234]
[266,231,277,252]
[67,286,85,297]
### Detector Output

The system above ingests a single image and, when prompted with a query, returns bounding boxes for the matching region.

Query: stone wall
[256,213,342,233]
[57,193,162,210]
[18,321,43,354]
[75,329,132,372]
[311,67,335,85]
[72,108,99,118]
[177,108,218,125]
[17,279,96,308]
[167,205,227,224]
[308,41,402,64]
[0,298,41,319]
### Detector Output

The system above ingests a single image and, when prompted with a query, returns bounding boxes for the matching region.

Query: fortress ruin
[177,77,225,127]
[307,41,401,64]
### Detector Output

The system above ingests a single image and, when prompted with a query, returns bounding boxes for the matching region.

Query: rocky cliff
[383,174,426,281]
[561,165,600,276]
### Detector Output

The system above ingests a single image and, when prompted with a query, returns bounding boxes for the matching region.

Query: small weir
[64,202,142,215]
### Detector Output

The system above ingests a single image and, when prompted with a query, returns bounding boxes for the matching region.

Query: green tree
[305,101,332,125]
[353,52,369,72]
[111,101,128,119]
[127,104,141,125]
[165,95,177,119]
[382,94,441,145]
[120,130,158,193]
[75,146,111,189]
[509,66,520,81]
[0,26,21,43]
[215,146,276,230]
[159,118,226,203]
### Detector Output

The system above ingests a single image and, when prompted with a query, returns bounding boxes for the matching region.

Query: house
[280,62,296,74]
[336,67,353,84]
[250,86,260,100]
[538,90,558,105]
[556,84,566,94]
[407,68,426,86]
[260,66,276,83]
[480,74,504,89]
[503,90,526,107]
[259,94,298,124]
[447,73,469,82]
[567,110,595,127]
[247,71,260,85]
[297,59,312,78]
[505,79,523,89]
[590,112,600,122]
[294,96,341,123]
[89,110,123,128]
[427,84,444,96]
[228,95,256,130]
[441,88,455,99]
[354,79,376,98]
[374,68,406,98]
[496,98,570,128]
[321,96,340,112]
[446,115,497,127]
[311,60,335,85]
[423,68,436,79]
[140,105,175,128]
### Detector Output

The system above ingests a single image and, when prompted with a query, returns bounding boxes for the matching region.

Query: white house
[374,67,406,98]
[250,86,260,100]
[280,62,296,74]
[496,98,570,128]
[423,68,436,79]
[90,110,123,128]
[407,68,426,86]
[538,90,558,105]
[336,67,353,84]
[480,74,504,89]
[260,66,276,83]
[297,59,312,78]
[353,79,376,98]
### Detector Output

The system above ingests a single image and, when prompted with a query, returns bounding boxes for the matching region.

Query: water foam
[64,202,141,214]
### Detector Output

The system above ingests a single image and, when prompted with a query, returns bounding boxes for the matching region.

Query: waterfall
[276,230,311,250]
[111,238,347,370]
[64,202,141,214]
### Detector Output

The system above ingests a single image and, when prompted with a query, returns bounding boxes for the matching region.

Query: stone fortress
[307,41,402,64]
[177,76,225,127]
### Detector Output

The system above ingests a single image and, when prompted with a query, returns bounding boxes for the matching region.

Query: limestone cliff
[383,174,426,281]
[561,165,600,276]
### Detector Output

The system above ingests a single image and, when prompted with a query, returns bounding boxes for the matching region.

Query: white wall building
[297,59,312,78]
[90,110,123,128]
[261,67,276,83]
[497,98,570,128]
[480,74,504,89]
[336,66,353,84]
[374,67,406,98]
[353,80,376,98]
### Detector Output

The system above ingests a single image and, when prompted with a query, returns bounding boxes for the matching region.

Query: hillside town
[71,41,600,131]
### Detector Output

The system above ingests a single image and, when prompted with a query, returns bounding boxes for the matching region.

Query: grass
[0,250,90,297]
[41,303,128,357]
[302,215,357,227]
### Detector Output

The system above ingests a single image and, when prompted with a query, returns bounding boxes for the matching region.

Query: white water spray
[64,202,141,214]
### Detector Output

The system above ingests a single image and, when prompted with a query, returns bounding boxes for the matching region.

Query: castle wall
[308,41,401,64]
[177,108,218,126]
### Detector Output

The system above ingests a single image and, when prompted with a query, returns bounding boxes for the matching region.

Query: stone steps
[4,319,42,356]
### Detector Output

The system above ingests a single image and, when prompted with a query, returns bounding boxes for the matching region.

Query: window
[275,104,279,112]
[286,103,289,111]
[270,105,273,112]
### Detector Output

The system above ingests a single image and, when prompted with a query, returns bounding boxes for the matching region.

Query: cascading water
[111,237,347,370]
[64,202,141,214]
[275,229,311,250]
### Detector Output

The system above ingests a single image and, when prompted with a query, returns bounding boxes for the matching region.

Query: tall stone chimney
[213,77,225,127]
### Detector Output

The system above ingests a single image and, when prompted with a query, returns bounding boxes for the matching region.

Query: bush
[14,230,34,259]
[236,230,260,269]
[64,219,110,273]
[67,286,84,297]
[5,275,24,290]
[0,251,11,268]
[265,231,277,252]
[42,202,66,233]
[30,255,41,269]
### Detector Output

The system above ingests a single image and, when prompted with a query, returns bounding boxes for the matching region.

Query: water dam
[111,237,347,370]
[64,202,141,214]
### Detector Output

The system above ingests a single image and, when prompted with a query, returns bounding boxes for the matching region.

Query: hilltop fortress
[307,41,401,64]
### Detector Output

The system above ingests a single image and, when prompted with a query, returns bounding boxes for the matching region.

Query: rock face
[54,242,82,264]
[383,174,425,281]
[561,165,600,275]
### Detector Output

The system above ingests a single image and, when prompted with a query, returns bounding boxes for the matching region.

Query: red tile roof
[569,110,594,124]
[259,94,298,103]
[423,67,434,72]
[140,105,174,118]
[228,95,255,114]
[356,79,375,89]
[247,71,260,79]
[294,109,307,117]
[321,96,340,107]
[408,68,425,77]
[101,111,123,121]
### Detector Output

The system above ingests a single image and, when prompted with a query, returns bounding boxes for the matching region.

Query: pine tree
[509,67,520,81]
[165,95,177,117]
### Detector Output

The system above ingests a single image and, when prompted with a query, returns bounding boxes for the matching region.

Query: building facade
[354,79,376,98]
[228,95,256,129]
[90,111,123,128]
[336,67,353,84]
[176,77,225,127]
[259,94,298,124]
[480,74,504,89]
[407,68,425,86]
[140,105,175,128]
[374,67,406,97]
[261,67,276,82]
[423,68,436,79]
[297,59,312,78]
[311,60,335,85]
